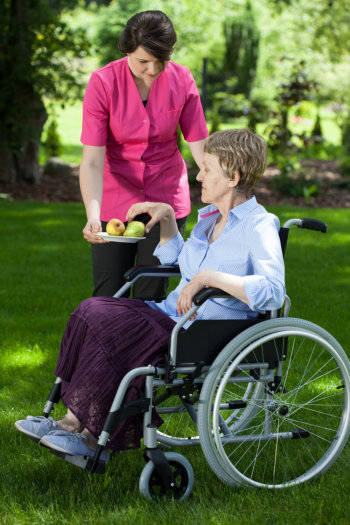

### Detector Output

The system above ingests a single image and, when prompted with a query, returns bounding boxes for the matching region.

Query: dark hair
[118,10,177,62]
[205,129,268,195]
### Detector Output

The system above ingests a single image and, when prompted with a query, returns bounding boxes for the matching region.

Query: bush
[41,119,63,159]
[269,154,320,200]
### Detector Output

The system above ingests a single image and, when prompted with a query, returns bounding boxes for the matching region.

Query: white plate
[96,232,146,243]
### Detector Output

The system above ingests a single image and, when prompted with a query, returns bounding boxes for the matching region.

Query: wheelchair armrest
[193,287,231,306]
[123,265,180,282]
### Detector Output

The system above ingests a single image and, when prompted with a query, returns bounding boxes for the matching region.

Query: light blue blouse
[145,196,285,327]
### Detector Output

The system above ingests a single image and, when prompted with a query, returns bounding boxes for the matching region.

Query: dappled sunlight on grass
[0,344,47,370]
[35,218,68,228]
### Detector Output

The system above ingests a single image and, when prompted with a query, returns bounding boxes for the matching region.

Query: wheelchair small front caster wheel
[139,452,194,501]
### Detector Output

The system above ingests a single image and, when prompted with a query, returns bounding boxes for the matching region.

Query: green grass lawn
[1,201,350,524]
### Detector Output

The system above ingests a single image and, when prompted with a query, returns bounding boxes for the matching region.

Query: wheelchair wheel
[154,381,201,446]
[155,375,264,446]
[198,318,350,489]
[139,452,194,500]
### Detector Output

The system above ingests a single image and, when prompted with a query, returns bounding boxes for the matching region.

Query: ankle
[58,419,83,433]
[82,429,98,450]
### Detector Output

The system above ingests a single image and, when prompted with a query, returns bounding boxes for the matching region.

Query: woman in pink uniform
[80,10,208,298]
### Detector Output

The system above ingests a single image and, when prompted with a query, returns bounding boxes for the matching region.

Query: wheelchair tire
[139,452,194,501]
[197,317,350,489]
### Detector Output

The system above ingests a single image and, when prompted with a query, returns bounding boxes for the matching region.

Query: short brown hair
[205,129,268,195]
[118,11,177,63]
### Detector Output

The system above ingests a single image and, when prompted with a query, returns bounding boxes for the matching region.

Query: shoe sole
[40,437,110,462]
[14,421,43,442]
[40,437,75,455]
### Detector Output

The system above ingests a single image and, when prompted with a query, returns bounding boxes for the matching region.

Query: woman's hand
[126,202,178,245]
[82,218,107,244]
[126,202,174,232]
[176,271,208,319]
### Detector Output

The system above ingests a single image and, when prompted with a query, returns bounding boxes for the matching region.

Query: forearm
[126,201,179,245]
[176,269,247,318]
[188,138,207,168]
[159,209,179,245]
[79,162,104,221]
[198,270,248,304]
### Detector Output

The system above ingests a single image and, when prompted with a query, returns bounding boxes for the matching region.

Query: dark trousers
[91,214,187,298]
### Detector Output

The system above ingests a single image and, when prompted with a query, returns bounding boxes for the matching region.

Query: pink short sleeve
[179,69,208,143]
[80,72,109,146]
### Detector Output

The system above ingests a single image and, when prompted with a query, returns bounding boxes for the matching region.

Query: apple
[123,221,146,237]
[106,218,125,236]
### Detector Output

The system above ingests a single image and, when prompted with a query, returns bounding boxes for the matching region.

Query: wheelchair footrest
[44,447,108,474]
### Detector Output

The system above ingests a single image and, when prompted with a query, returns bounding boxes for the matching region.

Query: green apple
[106,218,125,236]
[123,221,146,237]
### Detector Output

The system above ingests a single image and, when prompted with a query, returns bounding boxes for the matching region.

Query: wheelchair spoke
[155,386,200,445]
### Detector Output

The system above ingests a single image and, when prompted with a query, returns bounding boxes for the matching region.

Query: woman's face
[196,152,236,205]
[127,47,168,81]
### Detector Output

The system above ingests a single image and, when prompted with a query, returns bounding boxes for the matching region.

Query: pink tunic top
[81,57,208,221]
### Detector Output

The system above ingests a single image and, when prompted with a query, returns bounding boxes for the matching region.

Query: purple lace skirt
[55,297,176,451]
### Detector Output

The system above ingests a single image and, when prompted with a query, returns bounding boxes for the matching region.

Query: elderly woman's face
[127,47,168,82]
[196,153,234,205]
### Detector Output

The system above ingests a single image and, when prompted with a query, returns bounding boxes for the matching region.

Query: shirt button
[143,120,147,124]
[140,189,144,193]
[140,162,144,166]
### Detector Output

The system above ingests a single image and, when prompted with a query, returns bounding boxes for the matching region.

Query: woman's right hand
[82,218,107,244]
[126,202,178,245]
[126,202,175,233]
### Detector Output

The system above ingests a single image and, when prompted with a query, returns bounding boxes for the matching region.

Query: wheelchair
[42,217,350,500]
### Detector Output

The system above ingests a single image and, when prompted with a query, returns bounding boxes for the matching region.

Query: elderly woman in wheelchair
[15,129,350,500]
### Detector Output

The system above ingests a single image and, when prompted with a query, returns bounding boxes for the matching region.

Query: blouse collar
[198,195,260,221]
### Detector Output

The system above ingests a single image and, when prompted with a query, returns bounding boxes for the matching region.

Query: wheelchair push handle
[283,218,327,233]
[299,218,327,233]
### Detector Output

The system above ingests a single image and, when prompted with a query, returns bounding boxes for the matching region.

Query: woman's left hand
[176,271,209,318]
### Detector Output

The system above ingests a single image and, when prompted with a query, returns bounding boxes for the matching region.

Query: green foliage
[206,1,260,119]
[269,153,321,200]
[223,1,260,97]
[94,0,143,66]
[341,111,350,156]
[41,119,63,159]
[311,113,323,139]
[0,0,90,181]
[208,102,221,135]
[270,171,321,199]
[266,61,323,171]
[329,108,350,176]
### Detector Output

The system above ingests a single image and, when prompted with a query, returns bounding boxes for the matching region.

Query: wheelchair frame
[41,218,350,500]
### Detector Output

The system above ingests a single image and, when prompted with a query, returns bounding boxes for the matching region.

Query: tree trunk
[0,0,47,184]
[0,93,47,185]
